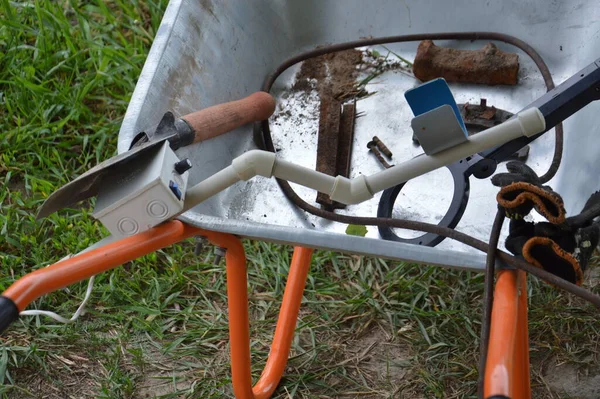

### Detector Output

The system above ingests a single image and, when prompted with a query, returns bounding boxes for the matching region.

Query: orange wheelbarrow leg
[2,220,313,399]
[212,236,313,399]
[3,221,202,311]
[484,269,531,399]
[513,271,531,398]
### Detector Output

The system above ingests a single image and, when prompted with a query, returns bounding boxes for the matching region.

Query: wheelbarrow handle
[480,57,600,162]
[181,91,276,144]
[0,297,19,334]
[0,221,201,334]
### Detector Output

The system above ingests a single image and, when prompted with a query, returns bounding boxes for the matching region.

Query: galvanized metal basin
[119,0,600,271]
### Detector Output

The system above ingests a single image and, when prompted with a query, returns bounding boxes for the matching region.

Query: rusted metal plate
[316,98,342,209]
[413,40,519,85]
[315,101,356,210]
[336,103,356,177]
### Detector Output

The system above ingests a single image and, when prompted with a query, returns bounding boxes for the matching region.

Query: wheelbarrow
[3,1,600,398]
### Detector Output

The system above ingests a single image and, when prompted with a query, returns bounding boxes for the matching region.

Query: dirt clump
[293,49,364,100]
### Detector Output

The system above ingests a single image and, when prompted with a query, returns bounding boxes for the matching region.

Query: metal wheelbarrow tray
[119,0,600,271]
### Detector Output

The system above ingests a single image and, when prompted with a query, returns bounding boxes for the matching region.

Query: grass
[1,1,599,398]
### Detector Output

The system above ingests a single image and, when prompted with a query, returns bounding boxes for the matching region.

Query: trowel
[37,92,276,224]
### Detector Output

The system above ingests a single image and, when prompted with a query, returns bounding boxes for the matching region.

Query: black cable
[254,32,600,306]
[268,184,600,307]
[477,208,505,398]
[258,32,562,183]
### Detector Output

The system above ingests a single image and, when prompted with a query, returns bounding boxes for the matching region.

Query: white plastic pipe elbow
[329,175,373,204]
[183,107,545,211]
[231,150,276,179]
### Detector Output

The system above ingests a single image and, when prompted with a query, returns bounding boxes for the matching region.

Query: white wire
[17,236,116,325]
[20,276,95,324]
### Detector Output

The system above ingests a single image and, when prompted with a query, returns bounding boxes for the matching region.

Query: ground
[1,1,599,398]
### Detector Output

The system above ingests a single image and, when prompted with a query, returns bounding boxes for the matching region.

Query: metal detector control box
[93,141,190,238]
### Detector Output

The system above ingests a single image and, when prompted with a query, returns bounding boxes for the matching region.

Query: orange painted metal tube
[3,220,313,399]
[3,221,201,311]
[513,271,531,398]
[484,269,520,398]
[252,247,313,399]
[225,246,313,399]
[219,234,255,399]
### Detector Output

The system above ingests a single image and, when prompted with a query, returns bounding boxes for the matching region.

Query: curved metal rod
[3,221,199,311]
[226,244,313,399]
[1,222,313,399]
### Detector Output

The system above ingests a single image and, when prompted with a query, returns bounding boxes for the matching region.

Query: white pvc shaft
[183,108,544,208]
[366,108,545,194]
[184,166,241,212]
[272,159,336,194]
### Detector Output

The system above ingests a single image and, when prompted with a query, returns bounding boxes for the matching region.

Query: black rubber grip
[0,296,19,334]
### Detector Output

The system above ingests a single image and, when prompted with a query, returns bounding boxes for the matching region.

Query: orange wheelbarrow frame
[1,220,529,398]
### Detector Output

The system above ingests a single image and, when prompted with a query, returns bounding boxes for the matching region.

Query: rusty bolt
[368,145,392,169]
[372,136,393,159]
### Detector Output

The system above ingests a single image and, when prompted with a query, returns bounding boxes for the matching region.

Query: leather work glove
[502,192,600,286]
[491,161,566,224]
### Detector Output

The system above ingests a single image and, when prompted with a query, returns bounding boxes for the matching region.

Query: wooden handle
[181,92,276,143]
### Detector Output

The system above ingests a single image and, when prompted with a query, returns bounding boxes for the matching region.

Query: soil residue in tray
[293,49,364,100]
[292,48,413,102]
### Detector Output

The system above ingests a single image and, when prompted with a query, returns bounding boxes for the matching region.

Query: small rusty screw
[213,246,226,265]
[372,136,393,159]
[367,142,392,169]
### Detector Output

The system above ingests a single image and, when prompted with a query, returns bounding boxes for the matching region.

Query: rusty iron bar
[336,102,356,178]
[315,100,356,211]
[413,40,519,85]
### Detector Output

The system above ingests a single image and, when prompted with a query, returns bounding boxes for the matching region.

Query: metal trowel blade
[36,138,168,219]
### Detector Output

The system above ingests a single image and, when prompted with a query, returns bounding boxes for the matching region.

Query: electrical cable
[477,208,505,398]
[269,184,600,307]
[17,238,113,325]
[20,276,95,324]
[258,32,562,184]
[254,32,600,307]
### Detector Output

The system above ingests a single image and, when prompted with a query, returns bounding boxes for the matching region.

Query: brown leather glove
[492,161,566,223]
[502,192,600,286]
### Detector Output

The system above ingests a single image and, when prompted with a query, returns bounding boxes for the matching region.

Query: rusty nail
[372,136,393,159]
[369,146,392,169]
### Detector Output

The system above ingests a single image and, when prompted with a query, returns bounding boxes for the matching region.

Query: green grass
[1,1,599,398]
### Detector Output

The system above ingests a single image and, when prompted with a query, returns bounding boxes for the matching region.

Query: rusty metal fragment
[371,135,393,159]
[461,99,512,130]
[315,101,356,210]
[367,142,392,169]
[316,98,342,210]
[413,40,519,85]
[336,103,356,178]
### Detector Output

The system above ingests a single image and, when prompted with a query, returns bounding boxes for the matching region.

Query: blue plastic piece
[404,78,467,134]
[169,180,182,201]
[411,105,469,155]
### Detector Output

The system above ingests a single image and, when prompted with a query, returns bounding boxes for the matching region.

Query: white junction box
[93,141,190,238]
